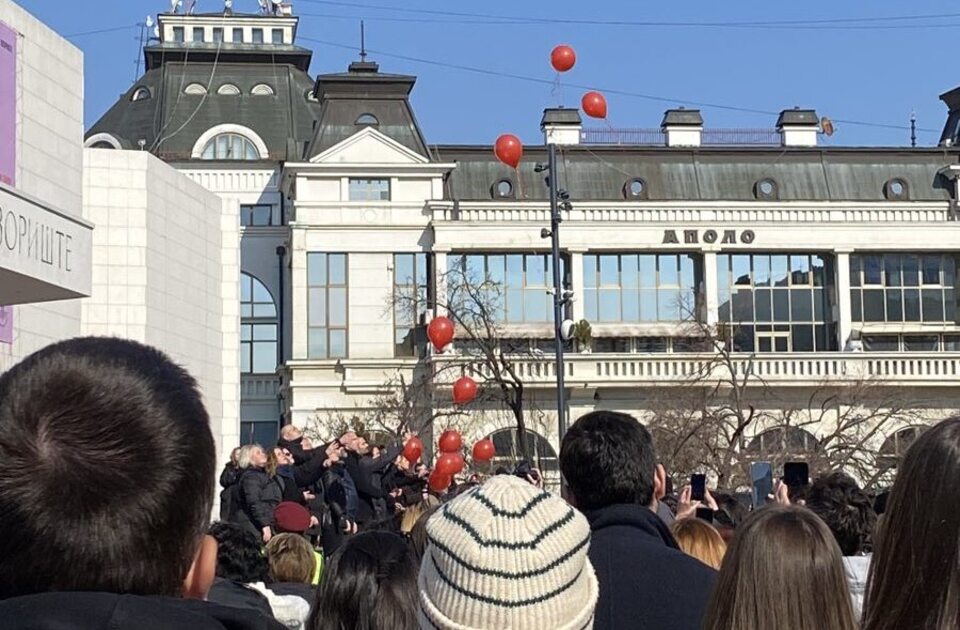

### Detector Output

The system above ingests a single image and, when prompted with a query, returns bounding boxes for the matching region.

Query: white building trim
[83,133,123,149]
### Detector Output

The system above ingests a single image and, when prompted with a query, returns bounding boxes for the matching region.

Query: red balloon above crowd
[438,429,463,454]
[550,45,576,72]
[582,91,607,119]
[472,438,496,462]
[426,316,454,352]
[402,436,423,464]
[452,376,478,405]
[494,134,523,169]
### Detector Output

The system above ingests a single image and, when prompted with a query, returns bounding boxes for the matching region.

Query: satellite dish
[821,116,835,137]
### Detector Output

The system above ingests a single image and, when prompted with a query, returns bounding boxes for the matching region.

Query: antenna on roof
[910,111,917,148]
[360,20,367,61]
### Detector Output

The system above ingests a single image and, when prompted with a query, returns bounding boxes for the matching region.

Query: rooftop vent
[661,108,703,147]
[541,107,583,146]
[777,107,820,147]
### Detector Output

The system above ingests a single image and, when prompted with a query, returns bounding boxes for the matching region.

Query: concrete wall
[81,148,241,467]
[0,0,84,371]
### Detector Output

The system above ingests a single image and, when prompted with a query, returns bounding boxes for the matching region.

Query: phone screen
[751,462,773,508]
[695,507,714,523]
[783,462,809,487]
[691,473,706,501]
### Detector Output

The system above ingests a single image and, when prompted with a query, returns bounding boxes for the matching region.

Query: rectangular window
[307,253,348,359]
[583,253,700,323]
[212,27,224,43]
[272,28,284,44]
[348,178,391,201]
[394,253,432,357]
[251,28,264,44]
[240,204,275,227]
[717,253,836,352]
[851,254,958,326]
[172,26,185,42]
[240,421,280,447]
[448,253,569,324]
[232,27,244,43]
[192,27,205,42]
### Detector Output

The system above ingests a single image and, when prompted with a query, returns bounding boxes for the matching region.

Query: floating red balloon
[550,45,576,73]
[427,316,455,352]
[581,91,608,119]
[472,438,496,463]
[438,429,463,454]
[452,376,478,405]
[435,452,465,476]
[494,134,523,169]
[402,437,423,464]
[428,471,451,493]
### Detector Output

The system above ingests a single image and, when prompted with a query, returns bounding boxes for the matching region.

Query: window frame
[583,252,700,324]
[200,133,261,160]
[348,178,391,202]
[307,253,349,360]
[240,204,275,227]
[393,253,433,357]
[850,253,958,325]
[240,273,279,375]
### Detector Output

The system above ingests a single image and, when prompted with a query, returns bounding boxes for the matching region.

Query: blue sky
[14,0,959,146]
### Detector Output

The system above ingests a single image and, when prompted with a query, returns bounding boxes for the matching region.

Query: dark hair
[208,522,269,583]
[712,491,749,531]
[704,505,857,630]
[863,418,960,630]
[309,531,418,630]
[805,471,876,556]
[559,410,657,510]
[0,337,215,598]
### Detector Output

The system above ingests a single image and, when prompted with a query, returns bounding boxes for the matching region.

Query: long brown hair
[863,417,960,630]
[704,505,857,630]
[670,518,726,570]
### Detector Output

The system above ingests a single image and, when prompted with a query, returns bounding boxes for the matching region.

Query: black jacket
[585,503,717,630]
[0,591,285,630]
[235,468,283,535]
[344,445,402,524]
[206,578,274,618]
[219,464,242,522]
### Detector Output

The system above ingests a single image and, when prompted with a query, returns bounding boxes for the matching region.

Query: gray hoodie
[842,554,872,620]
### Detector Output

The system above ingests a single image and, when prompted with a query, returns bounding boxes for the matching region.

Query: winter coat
[584,503,717,630]
[0,591,286,630]
[235,468,283,536]
[219,464,242,522]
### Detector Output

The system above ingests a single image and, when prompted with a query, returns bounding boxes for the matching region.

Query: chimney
[777,107,820,147]
[661,108,703,147]
[541,107,582,146]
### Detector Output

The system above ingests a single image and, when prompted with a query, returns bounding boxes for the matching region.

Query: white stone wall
[81,149,240,469]
[0,0,84,371]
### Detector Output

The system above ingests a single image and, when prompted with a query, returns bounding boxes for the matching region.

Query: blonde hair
[400,495,440,534]
[266,533,316,584]
[236,444,263,470]
[671,517,727,570]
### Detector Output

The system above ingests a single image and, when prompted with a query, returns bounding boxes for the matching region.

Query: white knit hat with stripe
[418,474,598,630]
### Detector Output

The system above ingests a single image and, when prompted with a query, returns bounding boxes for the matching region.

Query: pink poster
[0,306,12,345]
[0,20,15,187]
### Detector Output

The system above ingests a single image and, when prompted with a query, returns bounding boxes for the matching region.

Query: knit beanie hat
[418,474,598,630]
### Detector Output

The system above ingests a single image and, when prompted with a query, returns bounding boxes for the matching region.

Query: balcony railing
[580,128,781,146]
[241,374,281,399]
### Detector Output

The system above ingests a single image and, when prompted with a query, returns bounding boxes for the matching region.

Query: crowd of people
[0,337,958,630]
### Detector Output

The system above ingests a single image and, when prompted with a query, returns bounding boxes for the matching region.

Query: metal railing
[580,128,781,146]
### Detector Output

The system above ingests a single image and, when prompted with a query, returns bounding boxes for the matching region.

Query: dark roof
[541,108,582,127]
[86,56,319,160]
[661,109,703,127]
[304,61,430,159]
[437,145,959,202]
[776,108,819,127]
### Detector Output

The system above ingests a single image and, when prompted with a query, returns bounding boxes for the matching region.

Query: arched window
[746,426,820,458]
[490,428,558,472]
[201,133,261,160]
[84,133,123,150]
[878,425,926,471]
[241,272,278,374]
[217,83,241,96]
[251,83,275,96]
[185,82,208,95]
[355,113,379,127]
[131,86,151,102]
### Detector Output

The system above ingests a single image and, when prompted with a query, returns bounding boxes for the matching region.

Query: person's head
[408,503,441,564]
[280,424,303,443]
[704,505,857,630]
[400,495,440,534]
[309,531,419,630]
[338,431,358,449]
[805,471,876,556]
[208,522,269,584]
[670,518,727,570]
[711,491,749,543]
[0,337,216,599]
[274,501,312,535]
[237,444,267,470]
[419,475,598,629]
[272,446,294,468]
[559,410,663,511]
[266,533,316,585]
[229,446,242,467]
[863,418,960,630]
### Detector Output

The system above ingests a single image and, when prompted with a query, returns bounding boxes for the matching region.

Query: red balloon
[472,438,496,463]
[428,471,451,493]
[452,376,478,405]
[494,134,523,169]
[550,45,576,72]
[427,316,455,352]
[581,91,608,119]
[402,437,423,463]
[438,429,463,453]
[436,452,465,476]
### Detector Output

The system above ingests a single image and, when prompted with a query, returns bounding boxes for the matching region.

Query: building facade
[85,6,960,483]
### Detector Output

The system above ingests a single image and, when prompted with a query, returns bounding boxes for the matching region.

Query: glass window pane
[771,256,789,287]
[812,256,826,287]
[864,256,882,285]
[308,254,326,285]
[659,255,679,286]
[599,255,619,286]
[309,289,326,326]
[639,289,657,321]
[487,255,505,285]
[732,255,752,286]
[622,256,639,289]
[753,255,770,286]
[922,289,944,322]
[850,290,862,322]
[863,335,898,352]
[945,256,956,286]
[241,275,252,302]
[885,290,903,322]
[329,255,346,285]
[755,289,772,322]
[791,290,812,320]
[904,289,921,321]
[599,289,621,322]
[622,289,640,321]
[241,346,251,373]
[639,255,656,289]
[902,256,919,286]
[790,255,810,285]
[793,325,814,351]
[680,255,695,291]
[583,256,597,288]
[253,324,276,341]
[863,290,885,322]
[241,324,252,341]
[328,288,347,326]
[922,255,941,285]
[527,255,546,286]
[253,303,276,318]
[584,288,598,321]
[945,289,957,322]
[252,342,277,372]
[506,289,524,322]
[904,335,938,351]
[329,330,347,358]
[252,279,271,302]
[884,255,901,287]
[944,335,960,351]
[395,254,414,283]
[731,287,754,321]
[849,256,862,287]
[658,289,678,320]
[525,290,547,321]
[773,290,790,321]
[636,337,669,353]
[308,328,327,358]
[506,255,523,290]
